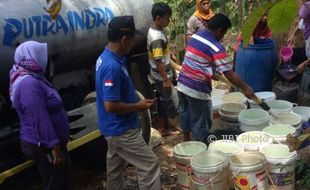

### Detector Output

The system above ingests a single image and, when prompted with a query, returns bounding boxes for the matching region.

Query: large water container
[235,39,277,92]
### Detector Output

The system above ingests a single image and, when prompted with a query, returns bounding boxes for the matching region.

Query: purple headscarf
[9,41,49,106]
[299,1,310,40]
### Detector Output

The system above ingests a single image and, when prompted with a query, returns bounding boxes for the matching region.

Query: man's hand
[297,60,309,73]
[52,145,64,166]
[136,99,155,112]
[163,80,172,92]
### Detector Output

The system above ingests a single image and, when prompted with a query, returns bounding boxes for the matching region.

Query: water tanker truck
[0,0,154,183]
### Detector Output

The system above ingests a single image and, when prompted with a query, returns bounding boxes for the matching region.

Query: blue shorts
[178,92,212,142]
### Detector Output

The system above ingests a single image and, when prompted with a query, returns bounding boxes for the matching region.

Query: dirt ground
[0,125,183,190]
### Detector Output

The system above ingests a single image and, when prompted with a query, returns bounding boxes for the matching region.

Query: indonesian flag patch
[104,80,113,86]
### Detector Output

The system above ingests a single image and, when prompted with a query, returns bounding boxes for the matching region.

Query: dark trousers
[20,140,70,190]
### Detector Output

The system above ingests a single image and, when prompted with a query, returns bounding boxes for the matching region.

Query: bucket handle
[191,170,222,186]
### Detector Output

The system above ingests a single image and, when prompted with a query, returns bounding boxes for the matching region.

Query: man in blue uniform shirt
[95,16,161,190]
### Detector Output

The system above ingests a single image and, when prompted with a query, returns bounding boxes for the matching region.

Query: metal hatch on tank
[0,0,154,182]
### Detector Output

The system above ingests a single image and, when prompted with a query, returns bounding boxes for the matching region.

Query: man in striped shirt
[177,14,255,142]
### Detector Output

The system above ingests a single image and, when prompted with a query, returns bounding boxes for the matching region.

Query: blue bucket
[235,39,277,92]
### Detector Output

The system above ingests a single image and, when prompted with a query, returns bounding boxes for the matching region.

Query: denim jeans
[178,92,212,142]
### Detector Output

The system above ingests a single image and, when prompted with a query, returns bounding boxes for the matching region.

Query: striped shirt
[177,30,232,100]
[147,26,173,80]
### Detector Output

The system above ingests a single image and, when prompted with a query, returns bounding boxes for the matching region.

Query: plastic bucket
[219,103,247,129]
[211,88,226,99]
[237,131,273,151]
[236,39,277,92]
[219,102,247,115]
[248,91,276,109]
[173,141,207,190]
[208,140,244,189]
[230,152,269,190]
[267,100,295,113]
[211,89,225,120]
[219,110,240,129]
[292,106,310,122]
[278,63,299,81]
[270,112,302,128]
[238,109,270,131]
[280,46,293,62]
[223,92,247,104]
[260,144,297,189]
[244,151,268,169]
[190,150,229,190]
[263,124,296,144]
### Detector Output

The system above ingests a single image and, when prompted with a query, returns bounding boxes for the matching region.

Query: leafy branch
[241,0,298,47]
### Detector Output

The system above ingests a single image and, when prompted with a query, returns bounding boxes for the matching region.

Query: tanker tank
[0,0,153,117]
[0,0,154,175]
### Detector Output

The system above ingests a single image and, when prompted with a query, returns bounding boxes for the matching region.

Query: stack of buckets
[219,102,247,129]
[173,141,207,189]
[174,90,300,189]
[174,139,297,190]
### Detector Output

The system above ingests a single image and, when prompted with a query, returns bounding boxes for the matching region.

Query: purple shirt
[14,76,69,148]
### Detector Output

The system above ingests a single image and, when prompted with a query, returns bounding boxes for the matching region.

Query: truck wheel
[82,91,97,106]
[136,90,151,144]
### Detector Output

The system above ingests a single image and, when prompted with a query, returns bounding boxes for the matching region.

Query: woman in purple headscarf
[9,41,70,190]
[297,1,310,106]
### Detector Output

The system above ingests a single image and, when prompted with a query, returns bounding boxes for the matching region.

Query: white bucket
[267,100,295,113]
[190,150,229,190]
[173,141,207,190]
[223,92,247,104]
[219,103,247,129]
[262,124,296,143]
[237,131,273,151]
[260,144,297,190]
[292,106,310,122]
[244,151,268,168]
[212,89,225,120]
[248,91,276,109]
[230,152,269,190]
[208,140,244,189]
[208,140,244,156]
[238,109,270,131]
[270,112,302,128]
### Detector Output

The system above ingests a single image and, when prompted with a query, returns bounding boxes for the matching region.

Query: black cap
[108,16,142,36]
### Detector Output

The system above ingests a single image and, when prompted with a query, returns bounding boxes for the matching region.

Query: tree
[241,0,298,47]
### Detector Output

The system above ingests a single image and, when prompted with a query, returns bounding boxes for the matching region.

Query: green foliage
[211,0,231,9]
[154,0,195,61]
[295,159,310,189]
[213,0,239,32]
[241,0,298,47]
[242,2,276,47]
[268,0,298,33]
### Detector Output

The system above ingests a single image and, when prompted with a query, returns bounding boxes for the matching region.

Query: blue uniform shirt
[95,47,138,137]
